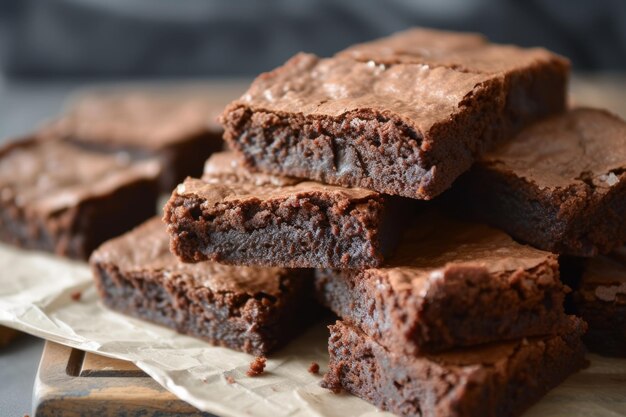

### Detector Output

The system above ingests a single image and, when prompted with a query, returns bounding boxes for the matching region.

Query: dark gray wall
[1,0,625,78]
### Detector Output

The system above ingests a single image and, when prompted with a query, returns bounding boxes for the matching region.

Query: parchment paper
[0,243,624,417]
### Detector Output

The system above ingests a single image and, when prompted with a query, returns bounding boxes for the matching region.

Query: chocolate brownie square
[322,319,587,417]
[0,136,160,260]
[315,211,569,354]
[90,217,317,355]
[455,108,626,256]
[571,248,626,356]
[164,152,406,268]
[221,27,569,199]
[47,91,224,191]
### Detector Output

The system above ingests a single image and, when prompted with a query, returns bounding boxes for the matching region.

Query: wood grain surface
[33,341,211,417]
[0,326,19,348]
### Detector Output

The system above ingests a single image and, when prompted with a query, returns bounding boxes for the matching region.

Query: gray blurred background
[1,0,626,79]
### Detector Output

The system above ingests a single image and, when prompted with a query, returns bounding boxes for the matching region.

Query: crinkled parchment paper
[0,243,624,417]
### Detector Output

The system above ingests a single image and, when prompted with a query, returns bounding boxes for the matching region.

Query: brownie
[571,247,626,356]
[221,27,569,199]
[47,91,224,191]
[90,217,317,355]
[163,151,405,268]
[0,136,160,260]
[315,211,569,354]
[322,319,587,417]
[455,108,626,256]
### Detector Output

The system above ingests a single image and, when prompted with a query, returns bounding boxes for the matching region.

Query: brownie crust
[456,108,626,256]
[91,218,318,355]
[221,28,569,199]
[0,137,159,260]
[164,152,405,268]
[322,319,587,417]
[315,212,569,354]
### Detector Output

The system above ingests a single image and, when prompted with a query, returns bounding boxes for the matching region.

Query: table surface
[0,74,624,417]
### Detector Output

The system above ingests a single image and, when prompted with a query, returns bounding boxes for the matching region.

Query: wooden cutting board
[33,341,212,417]
[0,325,20,347]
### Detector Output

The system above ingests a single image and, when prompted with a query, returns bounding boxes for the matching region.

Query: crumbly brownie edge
[315,260,568,354]
[458,165,626,256]
[164,190,390,268]
[221,59,567,200]
[91,261,317,355]
[322,320,587,417]
[0,177,157,260]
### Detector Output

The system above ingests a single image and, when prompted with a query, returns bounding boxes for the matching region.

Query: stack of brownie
[155,28,605,416]
[451,106,626,360]
[91,28,626,416]
[3,27,625,417]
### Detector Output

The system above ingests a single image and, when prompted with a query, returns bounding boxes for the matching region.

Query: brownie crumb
[246,356,266,377]
[308,362,320,374]
[226,375,235,384]
[320,369,342,394]
[70,291,82,301]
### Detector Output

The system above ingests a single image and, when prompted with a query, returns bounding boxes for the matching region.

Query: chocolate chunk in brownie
[221,27,569,199]
[90,217,318,355]
[0,136,160,260]
[315,211,570,354]
[163,152,406,268]
[47,90,224,191]
[454,108,626,256]
[322,319,587,417]
[570,247,626,356]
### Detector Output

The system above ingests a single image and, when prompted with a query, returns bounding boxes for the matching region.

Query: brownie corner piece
[456,107,626,256]
[90,217,317,355]
[315,212,569,354]
[221,28,568,199]
[163,152,405,268]
[0,136,160,260]
[323,318,587,417]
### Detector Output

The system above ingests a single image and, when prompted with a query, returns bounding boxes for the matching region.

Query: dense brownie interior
[164,152,404,268]
[322,319,587,417]
[315,211,569,354]
[222,28,568,199]
[91,218,318,355]
[456,108,626,256]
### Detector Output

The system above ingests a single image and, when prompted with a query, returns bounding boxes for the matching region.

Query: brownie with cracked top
[0,135,160,260]
[456,108,626,256]
[164,152,406,268]
[322,319,586,417]
[221,27,569,199]
[47,91,224,191]
[90,217,317,355]
[315,211,570,354]
[571,247,626,356]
